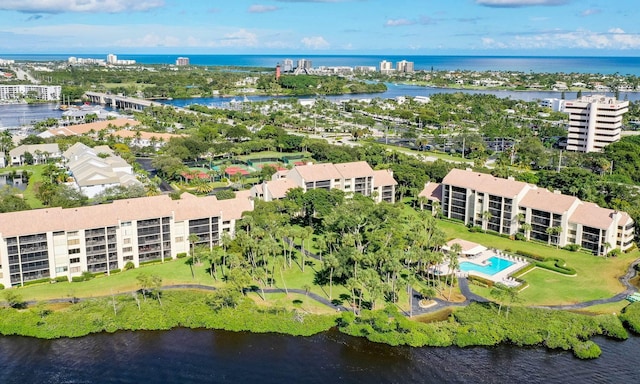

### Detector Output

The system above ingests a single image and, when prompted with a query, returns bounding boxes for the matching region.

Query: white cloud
[489,28,640,50]
[385,19,415,27]
[580,8,601,17]
[0,24,274,50]
[248,5,280,13]
[301,36,330,49]
[476,0,569,7]
[0,0,165,13]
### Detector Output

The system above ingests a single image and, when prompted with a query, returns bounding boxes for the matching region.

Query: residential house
[9,143,61,166]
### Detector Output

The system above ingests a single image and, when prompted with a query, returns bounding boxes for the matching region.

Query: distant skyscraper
[176,57,190,66]
[283,59,294,72]
[379,60,393,74]
[297,59,312,70]
[396,60,414,73]
[107,54,117,64]
[565,95,629,153]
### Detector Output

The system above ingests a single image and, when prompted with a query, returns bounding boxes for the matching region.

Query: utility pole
[557,150,562,172]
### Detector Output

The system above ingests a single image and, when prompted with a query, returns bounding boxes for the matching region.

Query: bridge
[84,92,164,111]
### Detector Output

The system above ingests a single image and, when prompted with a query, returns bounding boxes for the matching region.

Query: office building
[565,95,629,153]
[282,59,294,72]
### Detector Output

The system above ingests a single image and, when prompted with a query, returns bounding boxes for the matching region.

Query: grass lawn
[9,164,46,208]
[438,219,638,305]
[13,258,220,302]
[247,291,338,315]
[571,301,631,315]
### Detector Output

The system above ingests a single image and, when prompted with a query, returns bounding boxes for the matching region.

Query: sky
[0,0,639,56]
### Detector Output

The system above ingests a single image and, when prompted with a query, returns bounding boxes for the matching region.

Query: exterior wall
[0,212,239,288]
[565,96,628,153]
[0,85,61,101]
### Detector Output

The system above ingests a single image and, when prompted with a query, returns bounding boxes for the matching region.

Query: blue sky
[0,0,638,55]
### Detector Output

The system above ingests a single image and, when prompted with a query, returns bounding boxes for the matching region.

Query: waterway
[2,84,640,129]
[0,328,638,383]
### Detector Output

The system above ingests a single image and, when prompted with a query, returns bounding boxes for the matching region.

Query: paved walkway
[13,251,640,318]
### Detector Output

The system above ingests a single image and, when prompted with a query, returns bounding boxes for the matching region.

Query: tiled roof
[442,168,529,198]
[265,178,298,199]
[0,193,253,237]
[46,118,140,137]
[373,169,398,187]
[520,187,580,214]
[570,202,631,230]
[293,163,343,182]
[418,182,442,201]
[334,161,374,179]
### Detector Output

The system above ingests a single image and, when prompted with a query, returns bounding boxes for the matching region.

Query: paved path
[12,253,640,318]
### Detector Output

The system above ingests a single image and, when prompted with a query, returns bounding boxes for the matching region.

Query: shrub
[124,261,135,270]
[176,253,188,259]
[54,276,69,283]
[573,340,601,359]
[467,274,494,288]
[110,269,121,275]
[514,233,526,241]
[562,244,581,252]
[0,283,4,290]
[71,276,85,283]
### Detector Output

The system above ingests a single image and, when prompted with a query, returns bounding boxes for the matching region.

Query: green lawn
[10,164,46,208]
[13,258,218,302]
[438,219,638,305]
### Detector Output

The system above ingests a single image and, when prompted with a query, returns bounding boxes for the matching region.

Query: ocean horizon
[3,54,640,75]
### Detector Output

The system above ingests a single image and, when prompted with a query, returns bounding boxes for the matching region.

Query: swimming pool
[459,256,514,276]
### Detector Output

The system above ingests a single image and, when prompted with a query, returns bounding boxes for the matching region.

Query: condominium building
[0,192,254,287]
[565,95,629,153]
[296,59,313,70]
[250,161,397,204]
[420,168,634,254]
[107,54,118,65]
[379,60,394,74]
[0,85,61,101]
[176,57,190,66]
[282,59,294,72]
[396,60,414,73]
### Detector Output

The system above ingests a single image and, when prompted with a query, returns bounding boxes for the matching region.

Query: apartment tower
[565,95,629,153]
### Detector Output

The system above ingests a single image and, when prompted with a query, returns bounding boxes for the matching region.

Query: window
[123,238,131,245]
[67,239,80,246]
[55,266,68,273]
[123,247,133,253]
[69,248,80,255]
[70,257,80,264]
[70,266,81,273]
[175,236,184,242]
[68,231,78,236]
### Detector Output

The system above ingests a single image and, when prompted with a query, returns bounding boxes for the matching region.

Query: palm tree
[490,285,508,316]
[520,223,532,241]
[188,233,200,268]
[448,243,462,301]
[324,254,339,301]
[602,241,612,258]
[482,210,493,233]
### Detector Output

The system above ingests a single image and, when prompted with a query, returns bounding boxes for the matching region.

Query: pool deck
[437,250,529,287]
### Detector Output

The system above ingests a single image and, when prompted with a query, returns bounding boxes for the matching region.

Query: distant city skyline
[0,0,639,56]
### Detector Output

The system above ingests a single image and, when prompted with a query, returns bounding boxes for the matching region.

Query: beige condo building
[0,192,253,288]
[420,169,635,255]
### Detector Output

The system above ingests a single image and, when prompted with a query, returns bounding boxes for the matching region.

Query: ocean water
[3,54,640,75]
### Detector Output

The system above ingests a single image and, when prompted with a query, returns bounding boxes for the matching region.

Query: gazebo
[442,238,487,258]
